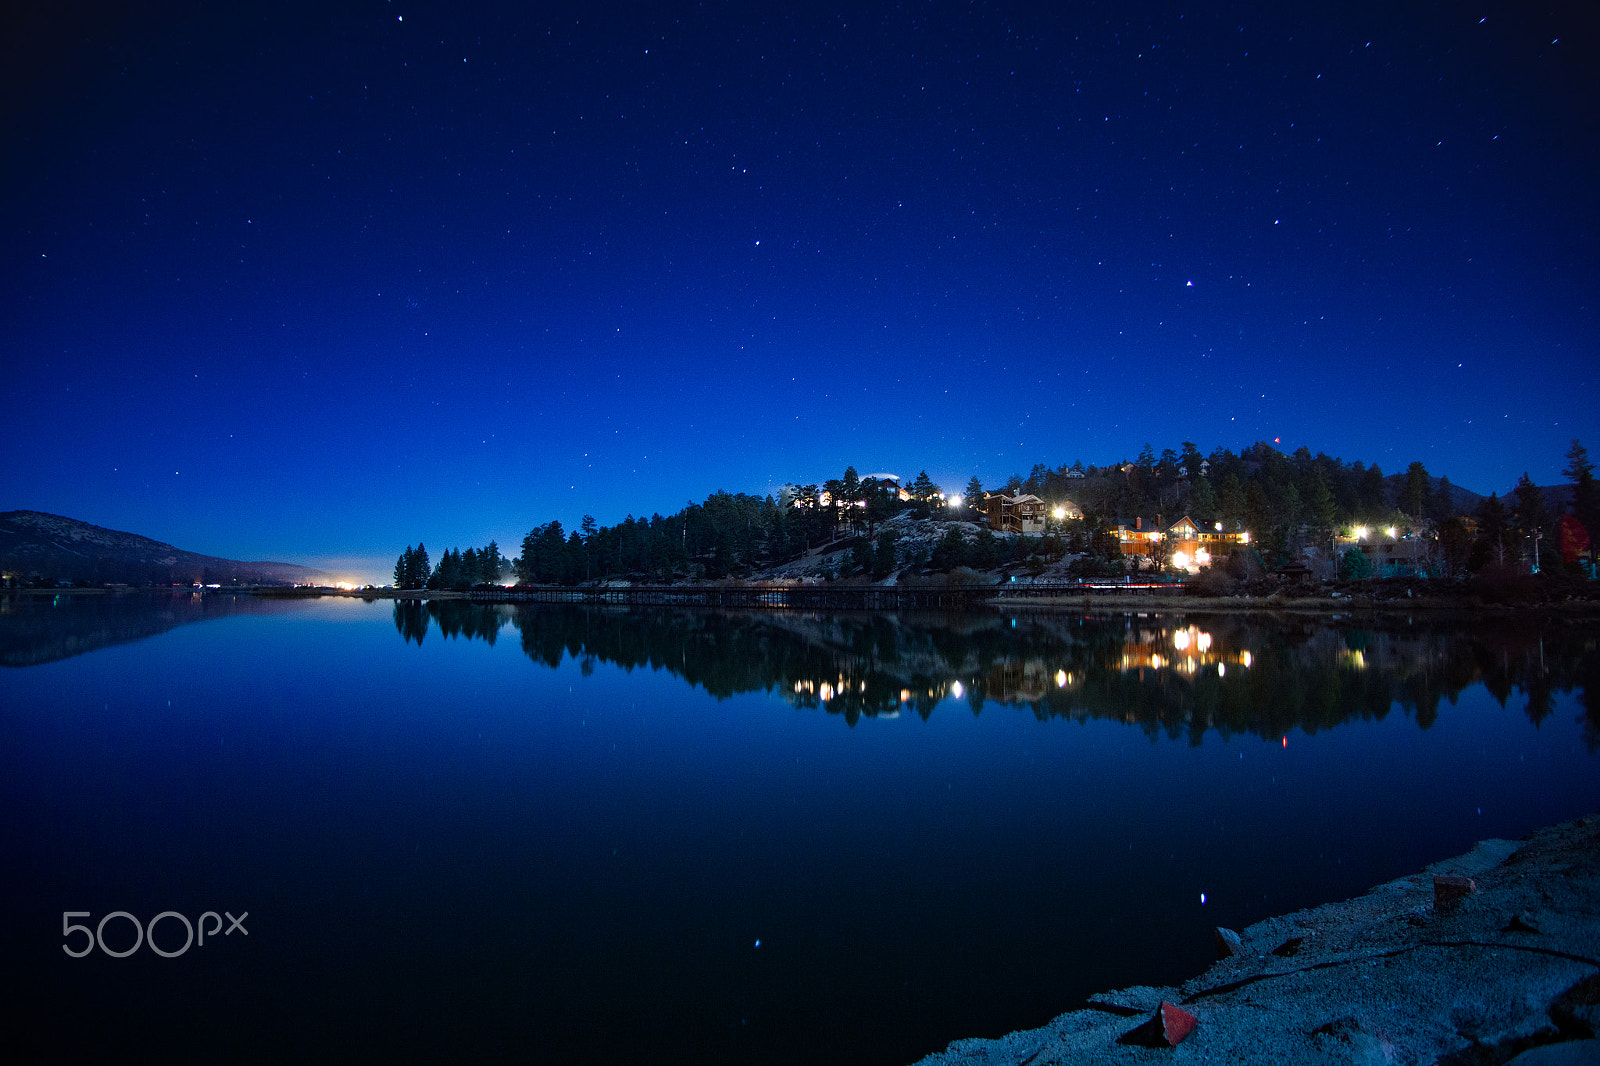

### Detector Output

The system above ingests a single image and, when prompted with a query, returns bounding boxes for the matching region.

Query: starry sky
[4,1,1596,582]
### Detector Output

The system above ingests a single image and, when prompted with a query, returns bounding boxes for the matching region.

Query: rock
[1117,1002,1197,1048]
[1271,935,1305,957]
[1434,874,1477,909]
[1309,1017,1391,1065]
[1503,911,1542,934]
[1214,926,1245,959]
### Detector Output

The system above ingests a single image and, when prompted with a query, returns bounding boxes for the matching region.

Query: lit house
[982,493,1048,534]
[1332,526,1428,576]
[1118,516,1250,571]
[1117,516,1164,557]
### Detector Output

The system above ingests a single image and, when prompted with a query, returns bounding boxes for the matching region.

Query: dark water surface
[4,593,1598,1064]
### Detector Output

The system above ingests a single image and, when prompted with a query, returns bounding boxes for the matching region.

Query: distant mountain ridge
[0,511,323,586]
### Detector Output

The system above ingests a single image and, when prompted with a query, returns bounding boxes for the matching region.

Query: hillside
[0,511,323,586]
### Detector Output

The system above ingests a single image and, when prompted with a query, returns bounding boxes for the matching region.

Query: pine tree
[1404,461,1431,519]
[872,530,898,578]
[1564,440,1599,540]
[482,541,505,584]
[1430,476,1455,522]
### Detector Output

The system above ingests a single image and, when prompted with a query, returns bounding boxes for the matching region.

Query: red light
[1282,735,1288,748]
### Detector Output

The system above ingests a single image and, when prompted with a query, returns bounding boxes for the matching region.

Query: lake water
[4,593,1598,1064]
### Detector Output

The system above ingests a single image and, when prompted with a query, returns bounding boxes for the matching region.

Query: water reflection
[396,600,1600,745]
[0,591,306,667]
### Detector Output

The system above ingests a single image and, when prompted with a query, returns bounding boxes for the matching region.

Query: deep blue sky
[4,1,1596,581]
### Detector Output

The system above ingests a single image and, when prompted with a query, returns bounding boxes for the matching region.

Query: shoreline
[911,813,1600,1065]
[250,585,1600,615]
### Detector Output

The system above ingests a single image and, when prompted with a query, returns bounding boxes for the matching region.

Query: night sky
[5,1,1596,582]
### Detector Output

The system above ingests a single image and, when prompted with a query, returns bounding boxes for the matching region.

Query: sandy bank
[911,814,1600,1066]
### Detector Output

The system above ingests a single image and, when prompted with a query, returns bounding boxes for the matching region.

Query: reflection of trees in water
[392,599,512,646]
[394,602,1600,745]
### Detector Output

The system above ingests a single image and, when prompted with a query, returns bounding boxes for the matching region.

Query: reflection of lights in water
[1055,669,1067,688]
[1150,654,1165,669]
[1241,651,1253,668]
[950,681,965,699]
[1282,735,1288,748]
[1173,626,1213,655]
[1217,662,1226,678]
[819,683,834,702]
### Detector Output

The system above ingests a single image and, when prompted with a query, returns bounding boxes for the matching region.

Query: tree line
[392,439,1598,587]
[393,542,507,590]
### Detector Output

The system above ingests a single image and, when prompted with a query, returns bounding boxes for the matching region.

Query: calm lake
[4,593,1598,1064]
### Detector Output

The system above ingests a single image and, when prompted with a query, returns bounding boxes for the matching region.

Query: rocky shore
[911,815,1600,1066]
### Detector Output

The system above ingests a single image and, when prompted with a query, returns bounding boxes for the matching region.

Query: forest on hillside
[396,439,1599,588]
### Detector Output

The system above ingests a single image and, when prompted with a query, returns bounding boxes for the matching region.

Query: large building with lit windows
[1118,515,1251,572]
[1331,526,1429,575]
[982,493,1081,534]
